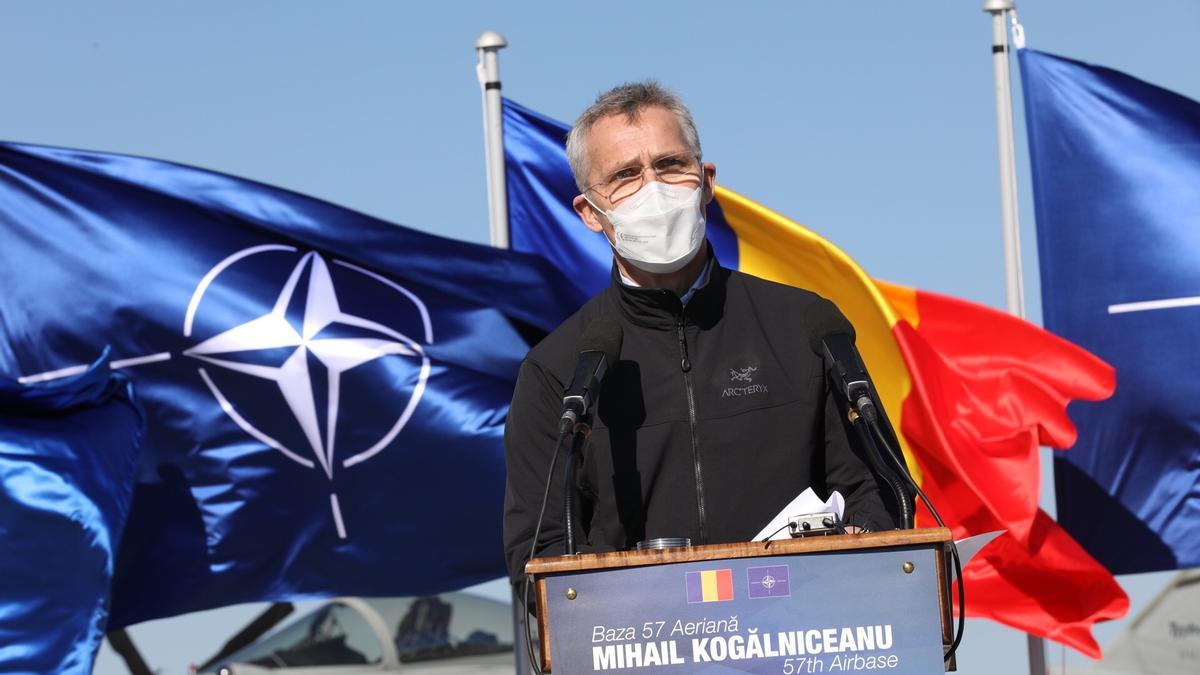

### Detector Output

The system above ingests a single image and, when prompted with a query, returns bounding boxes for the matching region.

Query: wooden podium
[526,528,955,673]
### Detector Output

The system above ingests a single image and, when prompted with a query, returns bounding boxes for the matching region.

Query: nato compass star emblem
[747,564,791,599]
[183,245,432,539]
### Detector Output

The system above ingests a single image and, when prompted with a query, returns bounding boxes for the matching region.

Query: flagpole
[475,30,510,249]
[983,0,1026,320]
[475,33,530,673]
[982,2,1044,674]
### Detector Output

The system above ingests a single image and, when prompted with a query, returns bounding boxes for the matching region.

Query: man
[502,82,894,583]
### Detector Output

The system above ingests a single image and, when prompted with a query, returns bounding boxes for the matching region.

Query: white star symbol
[760,575,776,590]
[185,252,423,480]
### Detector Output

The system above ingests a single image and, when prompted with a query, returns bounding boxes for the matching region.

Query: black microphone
[807,305,877,423]
[809,301,916,530]
[560,319,623,433]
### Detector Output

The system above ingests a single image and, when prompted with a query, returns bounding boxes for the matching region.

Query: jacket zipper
[676,315,707,544]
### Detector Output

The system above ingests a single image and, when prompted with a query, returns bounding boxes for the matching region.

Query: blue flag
[0,142,578,626]
[0,352,142,674]
[503,98,740,302]
[1021,49,1200,573]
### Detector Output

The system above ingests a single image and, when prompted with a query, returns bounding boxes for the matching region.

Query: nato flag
[1021,49,1200,573]
[0,353,142,674]
[0,142,578,626]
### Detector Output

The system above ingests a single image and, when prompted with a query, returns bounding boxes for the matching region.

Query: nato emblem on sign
[183,245,432,539]
[747,564,791,599]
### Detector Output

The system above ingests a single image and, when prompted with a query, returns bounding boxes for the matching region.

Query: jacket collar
[608,245,727,330]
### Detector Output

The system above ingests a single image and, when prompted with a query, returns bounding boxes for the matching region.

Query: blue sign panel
[545,548,944,674]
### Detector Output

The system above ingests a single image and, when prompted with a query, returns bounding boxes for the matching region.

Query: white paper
[754,488,845,541]
[951,530,1004,581]
[754,489,1006,565]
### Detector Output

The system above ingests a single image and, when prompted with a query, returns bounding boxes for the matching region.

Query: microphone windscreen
[807,300,857,355]
[577,318,624,364]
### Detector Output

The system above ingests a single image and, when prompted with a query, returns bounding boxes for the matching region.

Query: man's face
[572,106,716,241]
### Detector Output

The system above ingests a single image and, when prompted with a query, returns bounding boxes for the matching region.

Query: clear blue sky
[2,1,1196,673]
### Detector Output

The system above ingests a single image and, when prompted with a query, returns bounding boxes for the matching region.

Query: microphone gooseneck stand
[847,388,967,664]
[817,323,964,663]
[522,414,593,675]
[847,395,915,530]
[524,318,622,674]
[561,414,592,556]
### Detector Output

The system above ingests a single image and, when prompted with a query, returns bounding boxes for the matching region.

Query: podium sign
[540,545,946,674]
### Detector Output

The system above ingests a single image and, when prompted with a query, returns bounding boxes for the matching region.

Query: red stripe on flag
[900,288,1115,540]
[716,569,733,601]
[887,291,1126,657]
[957,512,1128,658]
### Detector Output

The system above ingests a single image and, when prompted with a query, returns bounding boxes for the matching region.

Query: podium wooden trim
[525,527,955,673]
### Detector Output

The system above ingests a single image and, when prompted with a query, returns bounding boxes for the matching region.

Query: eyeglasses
[584,153,702,205]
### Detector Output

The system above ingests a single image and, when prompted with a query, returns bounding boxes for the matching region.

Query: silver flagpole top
[981,0,1015,12]
[475,30,508,50]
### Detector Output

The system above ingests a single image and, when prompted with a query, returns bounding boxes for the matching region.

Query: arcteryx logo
[722,365,768,398]
[730,366,757,382]
[183,245,432,539]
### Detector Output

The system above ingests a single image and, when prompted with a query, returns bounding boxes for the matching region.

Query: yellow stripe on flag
[715,186,921,482]
[875,279,920,329]
[700,570,718,602]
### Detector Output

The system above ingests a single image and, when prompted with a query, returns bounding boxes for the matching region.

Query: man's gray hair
[565,81,702,192]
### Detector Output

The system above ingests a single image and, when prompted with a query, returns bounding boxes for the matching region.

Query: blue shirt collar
[617,256,711,306]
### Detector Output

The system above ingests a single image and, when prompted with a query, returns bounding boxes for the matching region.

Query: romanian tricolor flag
[502,98,1129,657]
[686,569,735,604]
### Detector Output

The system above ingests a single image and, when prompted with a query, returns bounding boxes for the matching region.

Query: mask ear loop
[581,193,623,260]
[581,192,611,221]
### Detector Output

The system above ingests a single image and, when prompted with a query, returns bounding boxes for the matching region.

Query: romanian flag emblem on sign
[686,569,734,604]
[502,97,1130,657]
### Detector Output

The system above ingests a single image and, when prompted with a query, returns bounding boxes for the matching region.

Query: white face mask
[587,180,707,274]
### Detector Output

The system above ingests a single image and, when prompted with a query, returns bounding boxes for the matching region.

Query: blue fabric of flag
[1021,48,1200,573]
[0,351,143,674]
[0,142,578,626]
[503,97,739,303]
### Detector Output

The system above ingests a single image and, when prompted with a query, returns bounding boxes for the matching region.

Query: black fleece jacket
[502,254,894,583]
